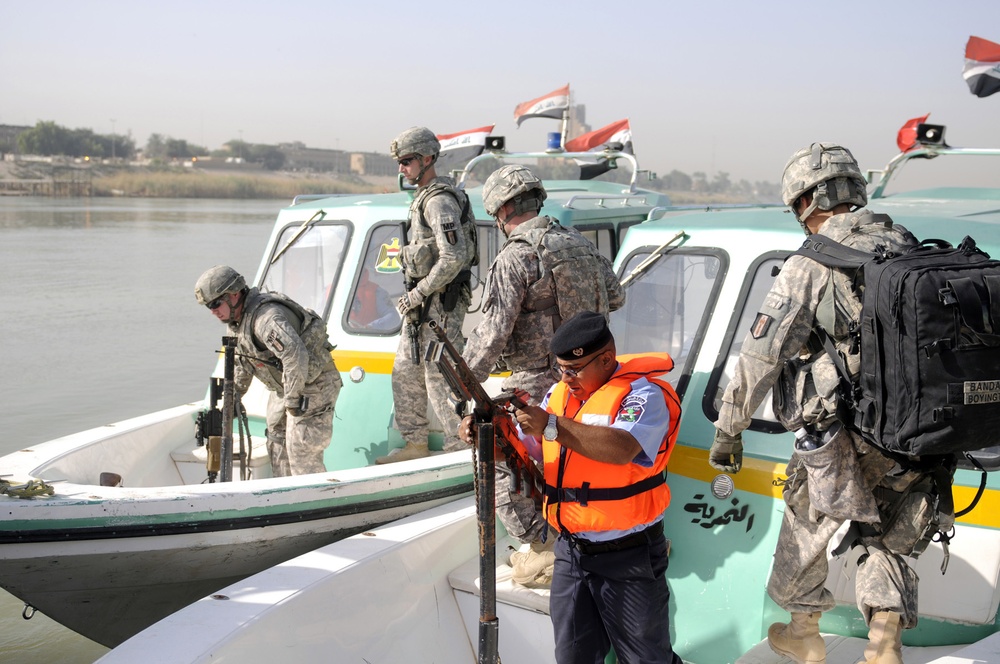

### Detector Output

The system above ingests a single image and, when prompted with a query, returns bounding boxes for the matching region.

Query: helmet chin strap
[415,154,436,185]
[221,292,244,324]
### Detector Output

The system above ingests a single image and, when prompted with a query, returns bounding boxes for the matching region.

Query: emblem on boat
[710,473,735,499]
[375,237,402,273]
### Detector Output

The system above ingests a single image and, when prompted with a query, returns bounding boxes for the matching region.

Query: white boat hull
[0,404,473,647]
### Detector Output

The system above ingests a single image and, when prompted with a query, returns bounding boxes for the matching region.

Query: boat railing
[867,145,1000,199]
[291,193,350,206]
[561,193,656,209]
[455,147,645,195]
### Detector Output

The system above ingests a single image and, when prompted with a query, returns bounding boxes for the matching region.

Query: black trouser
[550,524,683,664]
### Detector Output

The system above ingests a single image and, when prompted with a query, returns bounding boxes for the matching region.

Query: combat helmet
[389,127,440,161]
[194,265,246,305]
[482,165,548,218]
[781,142,868,230]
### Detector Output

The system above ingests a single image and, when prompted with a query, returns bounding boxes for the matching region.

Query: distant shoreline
[0,160,394,199]
[0,161,769,204]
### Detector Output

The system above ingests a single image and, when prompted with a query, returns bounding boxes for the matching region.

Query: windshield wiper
[620,231,686,287]
[270,209,326,265]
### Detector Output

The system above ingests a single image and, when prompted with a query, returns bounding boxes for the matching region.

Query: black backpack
[793,233,1000,473]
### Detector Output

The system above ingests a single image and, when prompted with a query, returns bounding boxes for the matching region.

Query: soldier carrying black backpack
[709,142,970,664]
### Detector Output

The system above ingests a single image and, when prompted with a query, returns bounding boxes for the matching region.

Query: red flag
[565,119,634,180]
[565,119,631,152]
[513,85,570,127]
[896,113,930,152]
[964,36,1000,98]
[435,124,495,173]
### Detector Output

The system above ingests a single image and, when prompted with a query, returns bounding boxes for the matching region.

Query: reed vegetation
[91,170,383,199]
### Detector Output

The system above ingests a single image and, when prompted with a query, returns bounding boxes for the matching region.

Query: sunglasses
[207,298,224,310]
[397,156,418,167]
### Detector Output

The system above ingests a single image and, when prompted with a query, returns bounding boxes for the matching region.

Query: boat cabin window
[346,223,406,334]
[575,225,616,261]
[610,247,726,394]
[262,222,350,319]
[462,220,506,336]
[705,251,787,431]
[346,220,496,335]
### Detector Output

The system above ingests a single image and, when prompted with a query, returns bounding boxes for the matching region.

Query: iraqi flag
[513,84,570,127]
[565,119,633,180]
[435,124,495,174]
[964,36,1000,98]
[896,113,930,152]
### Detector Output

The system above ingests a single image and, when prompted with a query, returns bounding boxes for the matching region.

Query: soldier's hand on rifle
[396,288,425,316]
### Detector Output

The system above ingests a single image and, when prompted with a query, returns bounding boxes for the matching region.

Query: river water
[0,197,283,662]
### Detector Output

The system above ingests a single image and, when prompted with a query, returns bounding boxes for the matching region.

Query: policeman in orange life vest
[466,311,684,664]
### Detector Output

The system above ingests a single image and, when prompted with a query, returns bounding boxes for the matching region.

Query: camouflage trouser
[496,367,554,544]
[392,296,468,451]
[767,430,944,628]
[265,369,342,477]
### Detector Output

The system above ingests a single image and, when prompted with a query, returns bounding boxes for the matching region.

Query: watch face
[544,415,557,440]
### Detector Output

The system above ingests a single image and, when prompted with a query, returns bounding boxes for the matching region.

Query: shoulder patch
[617,404,644,423]
[750,313,772,339]
[266,329,286,353]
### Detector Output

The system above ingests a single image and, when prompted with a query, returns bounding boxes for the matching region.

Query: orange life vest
[542,353,681,534]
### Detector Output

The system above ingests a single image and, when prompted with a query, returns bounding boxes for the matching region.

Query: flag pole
[560,109,569,150]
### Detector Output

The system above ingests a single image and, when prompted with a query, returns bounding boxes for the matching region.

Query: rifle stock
[425,319,545,506]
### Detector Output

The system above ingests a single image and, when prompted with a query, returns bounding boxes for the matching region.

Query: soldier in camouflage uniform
[195,265,342,477]
[709,144,954,664]
[378,127,477,464]
[463,164,625,544]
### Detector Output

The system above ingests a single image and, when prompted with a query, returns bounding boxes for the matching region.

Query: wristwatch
[543,414,558,441]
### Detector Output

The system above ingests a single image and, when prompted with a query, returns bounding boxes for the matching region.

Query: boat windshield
[261,222,350,318]
[707,253,786,429]
[869,148,1000,198]
[610,247,725,394]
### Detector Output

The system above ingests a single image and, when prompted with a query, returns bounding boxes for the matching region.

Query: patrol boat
[0,143,670,648]
[97,125,1000,664]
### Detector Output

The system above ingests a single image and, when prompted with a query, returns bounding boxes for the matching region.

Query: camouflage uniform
[716,209,951,628]
[464,214,625,543]
[231,288,342,476]
[392,176,476,453]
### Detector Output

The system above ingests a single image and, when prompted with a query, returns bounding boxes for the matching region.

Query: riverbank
[0,160,393,199]
[0,160,770,204]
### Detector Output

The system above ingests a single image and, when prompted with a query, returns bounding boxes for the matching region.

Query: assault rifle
[425,319,545,506]
[427,319,544,664]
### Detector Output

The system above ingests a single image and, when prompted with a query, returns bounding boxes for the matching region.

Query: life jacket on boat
[542,353,680,534]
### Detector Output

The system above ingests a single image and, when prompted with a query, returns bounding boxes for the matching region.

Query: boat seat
[737,522,1000,663]
[170,438,271,483]
[447,537,551,616]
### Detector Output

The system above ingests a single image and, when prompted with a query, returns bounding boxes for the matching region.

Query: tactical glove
[396,288,425,317]
[709,430,743,473]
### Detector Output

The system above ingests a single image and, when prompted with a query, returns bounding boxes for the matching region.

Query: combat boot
[376,442,429,464]
[767,612,826,663]
[862,611,903,664]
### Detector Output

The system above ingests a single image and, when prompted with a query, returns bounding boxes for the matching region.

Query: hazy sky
[3,0,999,183]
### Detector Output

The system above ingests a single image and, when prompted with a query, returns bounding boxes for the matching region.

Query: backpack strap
[793,234,873,269]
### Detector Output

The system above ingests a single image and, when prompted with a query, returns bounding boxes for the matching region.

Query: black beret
[550,311,613,360]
